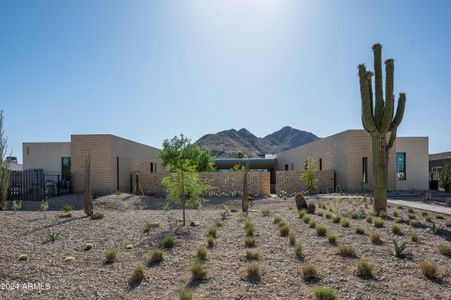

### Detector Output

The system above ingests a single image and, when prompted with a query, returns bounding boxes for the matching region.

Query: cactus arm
[387,128,397,150]
[358,64,377,133]
[390,93,406,131]
[367,71,374,116]
[373,43,385,127]
[381,59,395,133]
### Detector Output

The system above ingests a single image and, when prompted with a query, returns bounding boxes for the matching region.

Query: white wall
[395,137,429,190]
[23,142,71,175]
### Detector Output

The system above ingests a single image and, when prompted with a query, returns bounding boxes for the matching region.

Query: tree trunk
[242,161,249,212]
[371,133,388,214]
[181,170,186,226]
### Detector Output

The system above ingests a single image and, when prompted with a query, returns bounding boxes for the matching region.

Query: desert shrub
[355,226,365,235]
[410,220,419,228]
[393,240,407,257]
[64,256,76,262]
[47,232,60,242]
[63,203,73,212]
[316,211,324,217]
[214,220,223,228]
[179,288,192,300]
[445,220,451,227]
[288,232,297,246]
[279,224,290,236]
[408,213,416,220]
[314,286,337,300]
[208,227,217,238]
[425,217,432,223]
[303,215,311,224]
[40,201,49,211]
[436,215,445,220]
[207,236,214,247]
[294,243,304,258]
[84,243,94,251]
[18,254,28,261]
[307,202,316,214]
[395,218,403,224]
[309,220,316,228]
[325,213,332,219]
[247,262,260,278]
[221,205,231,220]
[195,246,208,261]
[237,212,245,222]
[277,221,287,228]
[126,244,134,250]
[420,260,438,279]
[274,216,282,224]
[191,260,207,280]
[315,224,327,236]
[374,219,384,228]
[149,249,164,263]
[438,243,451,257]
[393,210,399,218]
[130,263,145,283]
[421,211,428,217]
[391,224,402,235]
[410,232,419,242]
[332,215,341,223]
[245,237,256,248]
[431,223,443,235]
[356,260,374,278]
[350,211,358,219]
[144,222,159,233]
[407,208,414,214]
[340,219,350,228]
[337,245,357,257]
[246,249,259,260]
[370,232,382,244]
[161,234,175,249]
[302,264,320,281]
[327,233,338,245]
[105,248,118,263]
[298,209,308,218]
[366,216,373,223]
[245,220,256,237]
[261,208,270,217]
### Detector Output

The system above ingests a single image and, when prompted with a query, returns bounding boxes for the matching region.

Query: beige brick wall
[276,130,396,192]
[276,170,335,196]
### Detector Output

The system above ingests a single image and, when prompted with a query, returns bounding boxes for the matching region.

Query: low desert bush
[105,249,118,263]
[327,233,338,245]
[279,224,290,236]
[207,236,214,248]
[196,246,207,261]
[309,220,316,228]
[63,203,73,212]
[144,222,159,233]
[350,211,359,219]
[214,220,223,228]
[325,212,332,219]
[91,211,104,220]
[314,286,337,300]
[355,226,365,235]
[302,264,320,281]
[303,215,311,224]
[47,232,60,242]
[244,220,256,237]
[391,224,402,235]
[149,249,164,263]
[370,232,382,244]
[245,237,256,248]
[64,256,76,262]
[374,219,384,228]
[393,210,399,218]
[18,254,28,261]
[179,288,192,300]
[332,215,341,223]
[425,216,432,223]
[420,260,438,279]
[436,214,445,220]
[421,211,428,217]
[378,211,387,219]
[261,208,270,217]
[84,243,94,251]
[298,209,308,218]
[337,245,357,257]
[395,218,404,224]
[247,262,260,279]
[316,211,324,217]
[356,260,374,278]
[307,203,316,214]
[407,208,414,214]
[316,224,328,236]
[438,243,451,257]
[410,220,419,228]
[294,243,304,258]
[129,263,144,283]
[408,213,416,220]
[191,260,207,280]
[288,232,297,246]
[246,249,259,260]
[208,227,217,238]
[274,216,282,224]
[340,219,350,228]
[410,232,419,242]
[393,240,407,257]
[445,220,451,227]
[161,234,175,249]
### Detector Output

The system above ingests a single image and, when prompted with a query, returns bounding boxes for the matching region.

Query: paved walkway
[388,199,451,216]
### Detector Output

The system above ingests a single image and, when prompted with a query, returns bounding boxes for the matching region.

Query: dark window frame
[362,157,368,183]
[319,158,323,171]
[396,152,407,181]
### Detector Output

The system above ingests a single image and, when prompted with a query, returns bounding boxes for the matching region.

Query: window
[285,164,288,171]
[431,166,442,180]
[396,152,406,180]
[362,157,368,183]
[27,147,29,155]
[291,163,294,171]
[150,162,154,173]
[154,163,157,173]
[61,157,71,180]
[319,158,323,171]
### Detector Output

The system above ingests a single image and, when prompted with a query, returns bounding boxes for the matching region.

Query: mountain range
[194,126,319,158]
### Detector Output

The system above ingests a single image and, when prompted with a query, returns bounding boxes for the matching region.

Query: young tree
[241,159,250,212]
[0,111,10,210]
[299,156,317,193]
[439,164,451,193]
[84,152,93,216]
[159,135,211,226]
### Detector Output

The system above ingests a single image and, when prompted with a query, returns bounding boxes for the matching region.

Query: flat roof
[214,158,276,169]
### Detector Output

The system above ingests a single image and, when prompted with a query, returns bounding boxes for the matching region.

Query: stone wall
[276,169,335,196]
[133,171,271,197]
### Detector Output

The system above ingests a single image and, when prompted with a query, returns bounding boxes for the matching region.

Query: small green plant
[421,211,428,217]
[214,220,223,228]
[261,208,270,217]
[196,246,207,261]
[332,215,341,223]
[12,200,23,211]
[366,215,373,223]
[356,260,374,278]
[144,222,159,233]
[410,220,419,228]
[393,240,407,257]
[105,248,118,263]
[355,226,365,235]
[298,209,308,218]
[129,263,145,283]
[395,218,403,224]
[288,232,297,246]
[309,220,316,228]
[378,211,387,219]
[374,219,384,228]
[340,219,350,227]
[337,245,357,258]
[407,208,414,214]
[420,260,438,279]
[431,223,443,235]
[178,288,192,300]
[370,232,382,244]
[279,224,290,236]
[438,243,451,257]
[294,242,304,258]
[63,203,73,212]
[391,224,402,235]
[245,237,256,248]
[40,201,49,211]
[149,249,164,263]
[327,233,338,245]
[303,215,311,224]
[161,234,175,249]
[220,205,231,220]
[408,213,416,220]
[237,212,245,222]
[393,210,399,218]
[18,254,28,261]
[207,236,214,248]
[316,224,328,236]
[273,216,282,224]
[316,211,324,217]
[314,286,337,300]
[208,226,217,238]
[246,262,260,279]
[47,232,60,242]
[191,260,207,280]
[302,264,320,281]
[350,211,358,219]
[325,212,332,219]
[84,243,94,251]
[244,220,256,237]
[246,249,259,260]
[410,232,419,242]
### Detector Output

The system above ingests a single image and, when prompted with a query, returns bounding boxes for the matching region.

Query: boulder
[190,221,200,227]
[295,193,307,210]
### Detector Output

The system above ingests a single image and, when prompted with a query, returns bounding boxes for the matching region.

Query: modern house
[429,151,451,190]
[6,157,22,171]
[23,134,163,195]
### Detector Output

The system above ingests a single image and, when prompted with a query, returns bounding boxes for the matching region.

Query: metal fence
[8,169,73,201]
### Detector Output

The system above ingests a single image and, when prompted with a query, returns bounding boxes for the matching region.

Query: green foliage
[299,156,317,192]
[302,264,320,281]
[247,262,260,279]
[0,111,10,210]
[327,233,338,245]
[105,248,118,263]
[374,219,384,228]
[144,222,159,233]
[12,200,23,211]
[47,232,60,242]
[220,205,231,220]
[231,164,243,172]
[431,222,443,235]
[294,242,304,258]
[420,260,438,279]
[316,224,328,236]
[370,232,382,244]
[410,232,418,242]
[393,240,407,257]
[18,254,28,261]
[279,224,290,236]
[40,201,49,211]
[332,215,341,223]
[245,237,256,248]
[340,219,350,228]
[84,243,94,251]
[261,208,270,217]
[244,219,256,236]
[130,263,145,283]
[207,236,214,248]
[356,260,374,278]
[439,163,451,192]
[355,226,365,235]
[191,260,207,280]
[288,232,297,246]
[179,288,192,300]
[273,216,282,224]
[149,249,164,263]
[309,220,316,228]
[303,215,311,224]
[298,209,308,218]
[337,245,357,257]
[161,234,175,249]
[63,203,73,212]
[246,249,259,260]
[208,227,217,238]
[391,224,401,235]
[196,246,208,261]
[438,243,451,257]
[314,286,337,300]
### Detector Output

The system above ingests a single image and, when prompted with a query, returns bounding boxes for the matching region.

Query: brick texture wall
[276,170,335,196]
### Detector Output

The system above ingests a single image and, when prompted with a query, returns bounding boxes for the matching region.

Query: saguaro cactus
[358,44,406,213]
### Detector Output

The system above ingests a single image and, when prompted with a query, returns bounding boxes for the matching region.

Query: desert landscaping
[1,194,450,299]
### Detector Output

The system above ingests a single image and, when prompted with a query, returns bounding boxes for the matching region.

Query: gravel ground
[0,194,450,299]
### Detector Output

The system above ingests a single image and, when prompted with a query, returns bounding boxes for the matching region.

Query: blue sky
[1,0,450,162]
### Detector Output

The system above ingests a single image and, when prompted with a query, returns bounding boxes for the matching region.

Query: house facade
[429,151,451,190]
